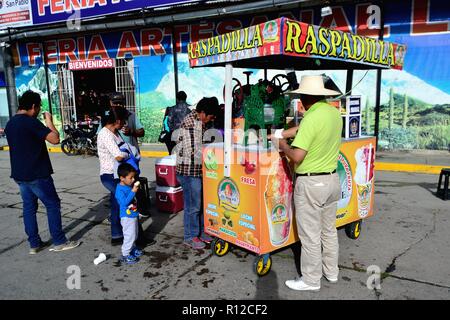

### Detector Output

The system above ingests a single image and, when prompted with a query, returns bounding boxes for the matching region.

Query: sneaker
[324,276,338,283]
[111,237,124,246]
[184,237,206,250]
[285,277,320,291]
[121,254,138,265]
[29,241,46,255]
[130,247,143,258]
[49,240,81,252]
[199,234,214,244]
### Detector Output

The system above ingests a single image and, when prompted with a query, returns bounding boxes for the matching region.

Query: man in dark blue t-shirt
[5,90,80,254]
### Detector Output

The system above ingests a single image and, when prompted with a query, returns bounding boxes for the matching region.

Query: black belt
[296,170,336,177]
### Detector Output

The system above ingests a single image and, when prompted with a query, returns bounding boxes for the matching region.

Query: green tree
[402,93,408,128]
[365,96,371,134]
[389,87,394,130]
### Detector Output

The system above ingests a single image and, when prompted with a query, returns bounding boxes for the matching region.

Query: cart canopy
[188,17,406,70]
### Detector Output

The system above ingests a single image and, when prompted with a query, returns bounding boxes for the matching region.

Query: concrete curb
[0,145,446,174]
[375,162,444,175]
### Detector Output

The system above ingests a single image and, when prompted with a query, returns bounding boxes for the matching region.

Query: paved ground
[0,151,449,300]
[375,149,450,166]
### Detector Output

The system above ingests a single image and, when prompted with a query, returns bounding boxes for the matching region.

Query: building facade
[1,0,449,150]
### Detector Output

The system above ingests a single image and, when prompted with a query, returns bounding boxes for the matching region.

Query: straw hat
[288,75,340,96]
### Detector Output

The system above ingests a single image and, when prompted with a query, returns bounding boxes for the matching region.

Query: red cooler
[156,186,184,213]
[155,155,180,187]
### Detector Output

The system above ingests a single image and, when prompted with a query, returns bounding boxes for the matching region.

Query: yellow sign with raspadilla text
[283,20,400,69]
[188,17,406,70]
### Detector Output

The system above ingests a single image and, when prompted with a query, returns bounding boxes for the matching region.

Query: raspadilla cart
[188,17,406,276]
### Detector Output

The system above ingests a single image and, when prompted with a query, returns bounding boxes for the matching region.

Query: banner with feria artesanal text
[31,0,198,26]
[188,18,406,70]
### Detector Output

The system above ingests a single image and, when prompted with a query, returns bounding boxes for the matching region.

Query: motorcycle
[61,123,98,157]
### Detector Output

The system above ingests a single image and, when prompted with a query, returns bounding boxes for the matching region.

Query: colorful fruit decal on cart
[336,142,375,223]
[337,152,353,211]
[204,150,218,170]
[354,144,375,218]
[217,178,240,236]
[264,156,293,246]
[240,156,256,174]
[242,230,259,247]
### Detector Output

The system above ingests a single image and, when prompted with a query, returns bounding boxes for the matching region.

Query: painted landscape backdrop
[13,0,449,150]
[14,53,450,150]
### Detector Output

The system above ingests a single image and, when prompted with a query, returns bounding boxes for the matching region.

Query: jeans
[15,176,67,248]
[176,175,205,241]
[100,174,123,239]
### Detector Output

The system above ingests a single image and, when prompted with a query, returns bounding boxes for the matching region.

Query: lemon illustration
[223,211,232,219]
[204,160,211,170]
[210,160,218,170]
[205,150,218,171]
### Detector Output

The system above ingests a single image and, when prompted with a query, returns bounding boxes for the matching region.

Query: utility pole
[171,26,179,100]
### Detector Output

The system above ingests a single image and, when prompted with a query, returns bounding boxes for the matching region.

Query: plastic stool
[437,168,450,200]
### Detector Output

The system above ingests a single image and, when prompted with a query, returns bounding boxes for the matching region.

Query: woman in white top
[97,107,129,244]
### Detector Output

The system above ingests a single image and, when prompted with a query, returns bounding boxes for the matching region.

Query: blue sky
[390,33,450,94]
[16,67,37,87]
[135,55,172,93]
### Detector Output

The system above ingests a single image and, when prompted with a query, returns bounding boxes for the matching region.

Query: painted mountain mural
[15,56,449,149]
[143,55,450,149]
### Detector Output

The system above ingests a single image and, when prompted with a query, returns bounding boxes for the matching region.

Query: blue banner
[31,0,198,26]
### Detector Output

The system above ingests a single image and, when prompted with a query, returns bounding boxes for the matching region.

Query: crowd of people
[4,89,221,264]
[5,75,343,291]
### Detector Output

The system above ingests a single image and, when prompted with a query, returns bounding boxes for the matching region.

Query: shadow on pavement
[255,271,280,299]
[62,196,109,242]
[253,242,303,299]
[61,178,177,249]
[378,180,440,197]
[139,180,176,243]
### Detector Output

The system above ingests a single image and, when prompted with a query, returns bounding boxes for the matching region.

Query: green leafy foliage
[380,127,417,150]
[137,91,174,143]
[416,125,450,150]
[378,91,450,150]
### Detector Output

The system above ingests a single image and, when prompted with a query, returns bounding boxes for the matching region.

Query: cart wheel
[212,238,230,257]
[254,254,272,277]
[345,220,362,239]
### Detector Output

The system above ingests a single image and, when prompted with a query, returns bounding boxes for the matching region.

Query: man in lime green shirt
[273,75,342,291]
